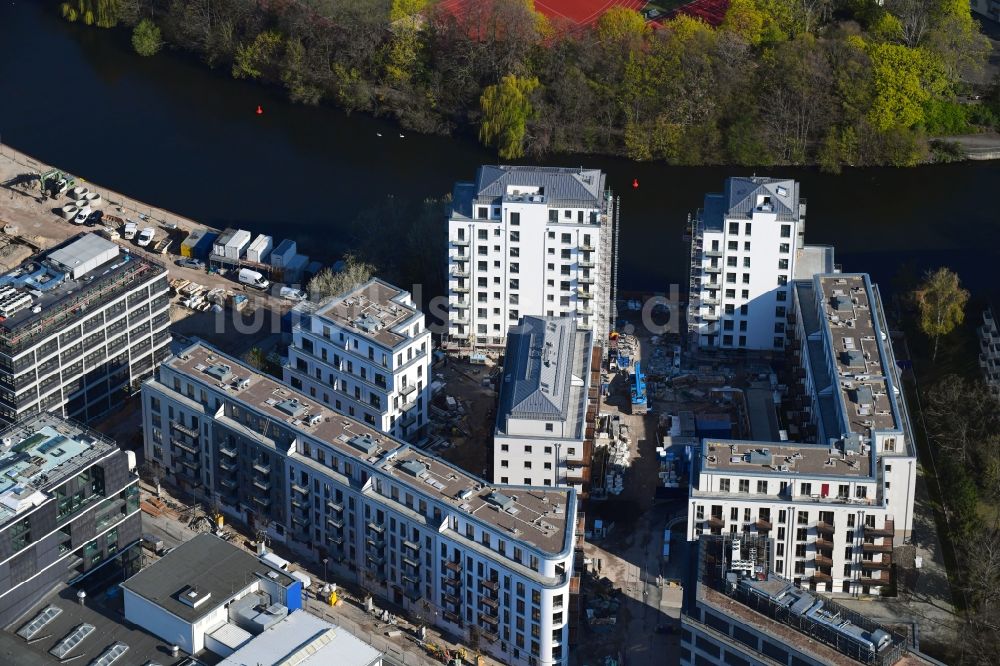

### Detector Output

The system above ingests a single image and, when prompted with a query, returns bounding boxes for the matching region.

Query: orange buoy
[256,105,264,115]
[632,178,639,189]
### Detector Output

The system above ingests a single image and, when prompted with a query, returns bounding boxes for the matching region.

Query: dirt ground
[430,357,498,479]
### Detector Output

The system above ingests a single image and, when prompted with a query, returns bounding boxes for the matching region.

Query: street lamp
[322,557,329,585]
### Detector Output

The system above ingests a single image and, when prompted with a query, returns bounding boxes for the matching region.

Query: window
[510,212,520,225]
[545,423,553,432]
[797,511,808,525]
[780,243,789,253]
[744,223,751,234]
[719,479,730,492]
[728,222,739,234]
[757,480,767,494]
[778,258,789,270]
[738,479,749,493]
[781,224,791,238]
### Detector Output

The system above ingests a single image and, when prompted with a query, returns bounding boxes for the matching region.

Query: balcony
[291,483,309,496]
[219,446,237,458]
[366,521,384,534]
[453,300,469,310]
[452,238,470,247]
[815,521,836,535]
[443,610,462,626]
[862,542,893,553]
[453,285,469,294]
[170,421,199,439]
[171,438,197,455]
[701,311,719,322]
[442,592,460,606]
[443,560,462,573]
[479,627,499,643]
[451,268,469,278]
[814,537,835,551]
[706,516,724,529]
[860,556,892,570]
[858,576,891,587]
[577,289,593,300]
[579,242,595,252]
[864,520,894,537]
[578,275,595,285]
[480,578,499,592]
[402,539,420,552]
[327,500,343,512]
[252,479,271,492]
[810,571,833,582]
[704,265,722,274]
[578,259,595,269]
[755,519,772,532]
[252,496,271,508]
[327,517,344,529]
[253,461,271,475]
[219,459,237,473]
[813,553,833,567]
[478,612,499,627]
[704,249,723,258]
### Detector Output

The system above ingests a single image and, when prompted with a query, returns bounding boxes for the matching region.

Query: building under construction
[681,533,937,666]
[0,233,170,425]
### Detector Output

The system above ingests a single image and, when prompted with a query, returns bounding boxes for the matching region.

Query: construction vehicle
[631,362,648,415]
[39,169,74,198]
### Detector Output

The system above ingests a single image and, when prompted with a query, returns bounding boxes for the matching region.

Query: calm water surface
[3,3,999,298]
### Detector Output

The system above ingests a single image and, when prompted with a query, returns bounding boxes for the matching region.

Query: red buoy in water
[256,105,264,115]
[632,178,639,189]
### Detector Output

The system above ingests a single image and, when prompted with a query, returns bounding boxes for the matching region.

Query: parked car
[279,286,308,301]
[136,227,156,247]
[73,210,89,225]
[175,258,205,270]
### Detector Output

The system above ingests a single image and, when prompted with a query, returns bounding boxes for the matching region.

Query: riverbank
[0,144,292,359]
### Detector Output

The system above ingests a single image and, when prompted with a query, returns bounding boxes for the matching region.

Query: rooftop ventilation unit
[204,363,233,382]
[400,460,428,478]
[485,491,515,512]
[348,433,378,455]
[275,398,308,418]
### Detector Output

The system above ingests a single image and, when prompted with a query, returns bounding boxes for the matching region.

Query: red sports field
[435,0,647,29]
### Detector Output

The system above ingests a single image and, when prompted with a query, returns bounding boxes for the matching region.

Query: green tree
[595,7,650,47]
[280,38,322,104]
[307,255,376,302]
[866,41,947,130]
[233,31,283,80]
[247,347,267,371]
[479,74,540,159]
[132,19,163,57]
[914,267,969,360]
[721,0,766,45]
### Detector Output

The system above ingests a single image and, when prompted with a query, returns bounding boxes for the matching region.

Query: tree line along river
[1,2,999,304]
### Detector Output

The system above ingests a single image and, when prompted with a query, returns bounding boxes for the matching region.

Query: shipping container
[181,228,218,259]
[270,239,297,268]
[213,227,238,257]
[246,234,273,264]
[282,253,309,284]
[223,229,252,260]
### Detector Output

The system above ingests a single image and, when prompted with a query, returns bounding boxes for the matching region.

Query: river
[3,2,999,300]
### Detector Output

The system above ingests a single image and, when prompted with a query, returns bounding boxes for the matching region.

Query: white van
[238,268,270,290]
[123,221,138,239]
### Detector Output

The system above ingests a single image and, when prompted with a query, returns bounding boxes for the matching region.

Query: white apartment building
[494,316,597,497]
[688,177,833,351]
[0,233,170,425]
[446,166,615,351]
[143,342,578,666]
[978,305,1000,398]
[285,279,432,441]
[688,273,917,596]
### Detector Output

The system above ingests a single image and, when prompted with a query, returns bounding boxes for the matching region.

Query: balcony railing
[860,557,892,570]
[862,542,893,553]
[815,521,836,535]
[863,521,894,537]
[814,537,835,551]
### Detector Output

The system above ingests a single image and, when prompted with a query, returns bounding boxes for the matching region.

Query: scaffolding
[0,254,164,355]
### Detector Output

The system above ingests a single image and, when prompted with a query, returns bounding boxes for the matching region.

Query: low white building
[121,533,304,656]
[285,278,432,440]
[446,165,616,351]
[688,273,917,596]
[494,316,597,497]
